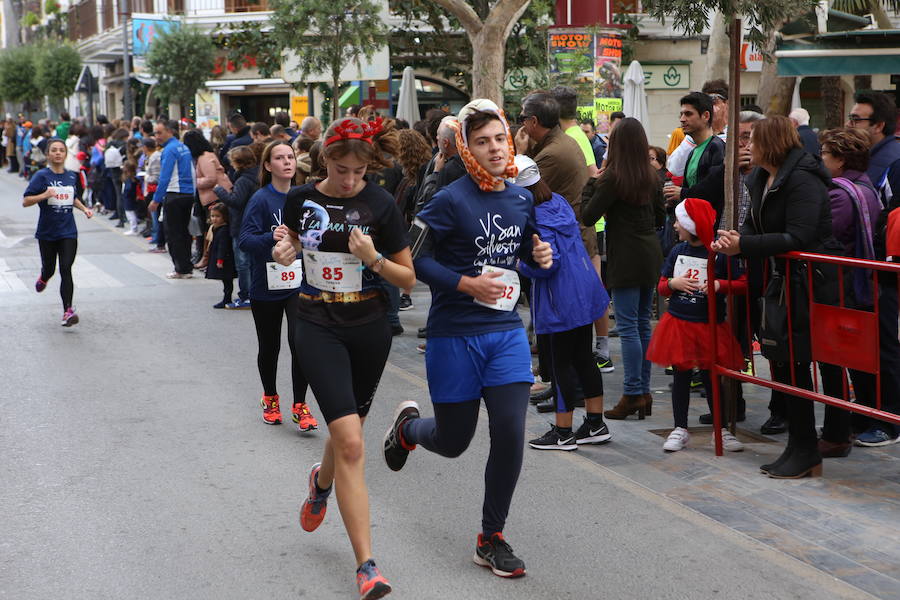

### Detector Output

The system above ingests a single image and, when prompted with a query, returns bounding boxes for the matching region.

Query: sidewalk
[392,288,900,600]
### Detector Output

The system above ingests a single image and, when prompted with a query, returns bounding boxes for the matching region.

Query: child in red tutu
[646,198,746,452]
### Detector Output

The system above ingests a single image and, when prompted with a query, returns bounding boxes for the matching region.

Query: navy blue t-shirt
[24,168,82,241]
[415,175,538,337]
[238,184,300,302]
[662,241,742,323]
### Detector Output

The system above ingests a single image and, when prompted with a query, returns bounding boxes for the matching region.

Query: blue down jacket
[519,192,609,334]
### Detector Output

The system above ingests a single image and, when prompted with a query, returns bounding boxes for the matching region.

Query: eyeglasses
[516,113,533,124]
[847,115,872,123]
[708,93,727,103]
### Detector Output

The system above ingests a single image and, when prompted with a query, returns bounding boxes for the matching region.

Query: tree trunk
[821,76,844,129]
[471,25,506,103]
[704,11,730,84]
[332,74,340,123]
[755,25,796,116]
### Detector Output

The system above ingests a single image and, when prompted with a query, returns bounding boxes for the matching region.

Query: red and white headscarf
[453,99,518,192]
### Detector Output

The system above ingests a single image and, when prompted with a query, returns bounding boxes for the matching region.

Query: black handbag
[758,260,812,364]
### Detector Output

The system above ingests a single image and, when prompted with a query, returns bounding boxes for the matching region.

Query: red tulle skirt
[646,313,744,371]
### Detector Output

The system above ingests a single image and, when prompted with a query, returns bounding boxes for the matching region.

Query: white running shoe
[165,271,192,279]
[663,427,690,452]
[719,429,744,452]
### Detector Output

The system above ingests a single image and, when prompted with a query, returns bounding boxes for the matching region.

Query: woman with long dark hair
[581,117,665,419]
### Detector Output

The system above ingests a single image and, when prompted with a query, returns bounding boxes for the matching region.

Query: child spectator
[646,198,746,453]
[205,202,235,308]
[121,160,140,235]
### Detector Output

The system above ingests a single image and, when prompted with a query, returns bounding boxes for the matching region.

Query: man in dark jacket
[847,91,900,188]
[219,113,252,174]
[664,92,725,210]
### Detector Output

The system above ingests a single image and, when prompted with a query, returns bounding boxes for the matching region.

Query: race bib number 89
[48,186,75,207]
[266,259,303,291]
[474,265,521,312]
[303,249,362,292]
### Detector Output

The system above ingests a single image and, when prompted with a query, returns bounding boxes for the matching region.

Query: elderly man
[299,116,322,141]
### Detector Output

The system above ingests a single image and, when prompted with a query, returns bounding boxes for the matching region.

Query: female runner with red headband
[272,117,414,600]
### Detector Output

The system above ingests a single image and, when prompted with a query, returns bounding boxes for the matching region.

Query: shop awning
[776,30,900,77]
[339,85,361,109]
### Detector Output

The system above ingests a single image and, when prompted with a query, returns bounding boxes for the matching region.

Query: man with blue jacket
[148,119,195,278]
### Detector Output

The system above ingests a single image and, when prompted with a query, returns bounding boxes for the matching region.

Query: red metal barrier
[706,250,900,456]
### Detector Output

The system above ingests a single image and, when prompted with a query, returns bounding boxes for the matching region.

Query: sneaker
[415,343,426,354]
[416,327,427,339]
[299,462,331,532]
[719,429,744,452]
[260,394,282,425]
[473,532,526,578]
[148,247,167,254]
[593,351,614,373]
[165,271,192,279]
[383,401,419,471]
[663,427,690,452]
[398,294,413,311]
[574,418,612,445]
[854,427,900,447]
[213,301,227,309]
[61,307,79,327]
[35,277,47,293]
[123,229,138,236]
[292,403,318,432]
[225,298,252,309]
[528,425,577,451]
[356,559,392,600]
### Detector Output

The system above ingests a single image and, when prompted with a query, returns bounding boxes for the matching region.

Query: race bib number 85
[303,249,362,292]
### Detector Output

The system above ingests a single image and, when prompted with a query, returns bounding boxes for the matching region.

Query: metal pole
[121,0,133,120]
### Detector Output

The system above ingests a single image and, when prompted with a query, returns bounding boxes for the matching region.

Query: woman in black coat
[714,115,843,479]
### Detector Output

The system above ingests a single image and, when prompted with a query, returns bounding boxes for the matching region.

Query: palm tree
[830,0,900,29]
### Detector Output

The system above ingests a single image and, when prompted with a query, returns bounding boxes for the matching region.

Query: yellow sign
[291,96,309,124]
[594,98,623,113]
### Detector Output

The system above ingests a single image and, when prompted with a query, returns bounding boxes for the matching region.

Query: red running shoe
[356,559,392,599]
[260,395,282,425]
[300,462,331,532]
[292,403,318,432]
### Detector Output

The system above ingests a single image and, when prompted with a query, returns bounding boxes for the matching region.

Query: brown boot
[641,393,653,417]
[604,394,646,420]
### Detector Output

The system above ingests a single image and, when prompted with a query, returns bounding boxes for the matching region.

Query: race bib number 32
[302,249,362,293]
[266,259,303,291]
[474,265,521,312]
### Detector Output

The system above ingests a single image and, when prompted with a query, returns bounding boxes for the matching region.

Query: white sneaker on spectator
[718,429,744,452]
[663,427,690,452]
[165,271,192,279]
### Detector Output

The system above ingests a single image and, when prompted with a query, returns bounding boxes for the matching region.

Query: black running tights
[250,295,308,404]
[38,237,77,310]
[403,382,530,537]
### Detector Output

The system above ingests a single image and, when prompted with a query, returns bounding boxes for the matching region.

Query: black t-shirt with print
[283,181,409,327]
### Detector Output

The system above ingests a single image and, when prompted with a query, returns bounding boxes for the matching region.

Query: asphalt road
[0,170,877,600]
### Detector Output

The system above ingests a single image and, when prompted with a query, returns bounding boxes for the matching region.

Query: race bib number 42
[48,186,75,207]
[302,249,362,293]
[266,259,303,291]
[673,255,708,289]
[474,265,521,312]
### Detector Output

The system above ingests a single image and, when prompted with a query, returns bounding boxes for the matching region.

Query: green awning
[777,52,900,76]
[339,85,361,109]
[776,29,900,77]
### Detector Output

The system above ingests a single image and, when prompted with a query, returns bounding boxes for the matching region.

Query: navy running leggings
[403,382,530,537]
[250,295,308,403]
[38,237,77,310]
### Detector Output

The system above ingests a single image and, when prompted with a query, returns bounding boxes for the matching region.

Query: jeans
[149,194,165,247]
[232,238,251,301]
[611,286,653,395]
[380,279,401,327]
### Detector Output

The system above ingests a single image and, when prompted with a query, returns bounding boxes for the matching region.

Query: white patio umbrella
[395,66,420,124]
[623,60,651,139]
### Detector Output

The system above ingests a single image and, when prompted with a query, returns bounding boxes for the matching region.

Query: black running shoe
[473,532,526,578]
[528,425,577,451]
[383,401,419,471]
[398,294,413,311]
[574,418,612,445]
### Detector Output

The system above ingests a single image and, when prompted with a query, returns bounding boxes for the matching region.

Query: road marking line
[0,258,26,292]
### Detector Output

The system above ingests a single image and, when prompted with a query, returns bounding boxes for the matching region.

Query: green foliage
[44,0,61,15]
[145,21,216,106]
[213,22,282,81]
[22,11,41,27]
[35,43,82,104]
[269,0,387,119]
[642,0,818,50]
[389,0,553,94]
[0,46,40,103]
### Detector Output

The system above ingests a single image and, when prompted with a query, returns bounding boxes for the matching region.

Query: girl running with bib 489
[272,118,413,600]
[23,137,93,326]
[382,99,553,579]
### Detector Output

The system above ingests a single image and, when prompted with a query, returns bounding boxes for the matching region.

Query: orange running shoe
[292,403,318,432]
[356,559,392,599]
[300,462,331,532]
[260,395,282,425]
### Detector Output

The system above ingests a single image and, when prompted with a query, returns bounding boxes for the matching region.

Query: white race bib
[302,249,362,292]
[673,255,708,288]
[47,186,75,207]
[474,265,521,311]
[266,259,303,291]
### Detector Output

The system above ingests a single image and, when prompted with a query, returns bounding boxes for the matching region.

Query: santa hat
[675,198,716,249]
